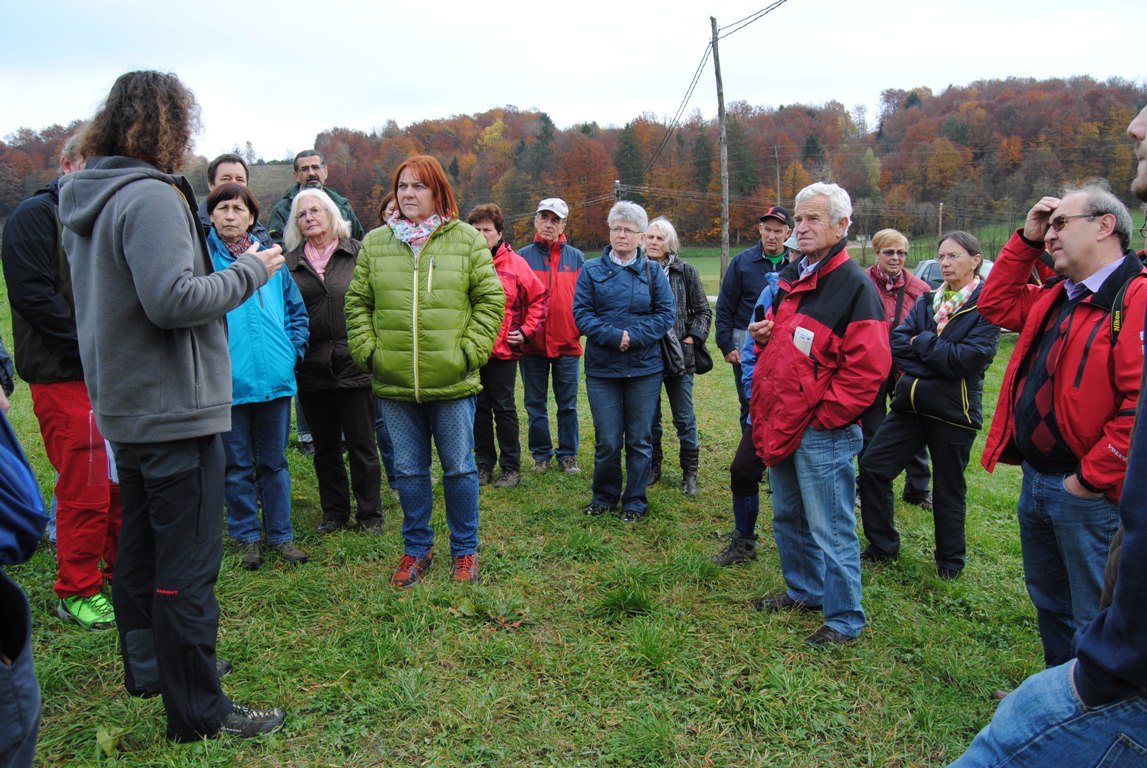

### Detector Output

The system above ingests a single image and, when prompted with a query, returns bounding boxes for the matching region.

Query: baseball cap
[536,198,569,219]
[760,205,792,228]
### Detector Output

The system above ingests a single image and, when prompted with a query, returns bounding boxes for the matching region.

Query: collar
[1065,257,1125,301]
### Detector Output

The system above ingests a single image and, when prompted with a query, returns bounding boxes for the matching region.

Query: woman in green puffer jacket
[346,155,504,589]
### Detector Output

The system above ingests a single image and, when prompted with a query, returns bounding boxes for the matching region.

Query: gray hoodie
[59,156,270,443]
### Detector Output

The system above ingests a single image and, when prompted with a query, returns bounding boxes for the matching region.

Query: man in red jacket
[979,185,1145,669]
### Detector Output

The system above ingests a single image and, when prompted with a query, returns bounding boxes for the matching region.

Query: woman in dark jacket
[856,231,1000,577]
[645,216,712,496]
[284,189,381,534]
[573,201,676,523]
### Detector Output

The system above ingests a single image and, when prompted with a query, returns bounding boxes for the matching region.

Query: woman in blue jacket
[573,201,675,523]
[207,183,310,569]
[856,231,999,577]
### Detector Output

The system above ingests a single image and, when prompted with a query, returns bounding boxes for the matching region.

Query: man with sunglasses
[979,185,1146,671]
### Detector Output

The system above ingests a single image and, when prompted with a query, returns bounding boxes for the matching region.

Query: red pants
[29,381,121,598]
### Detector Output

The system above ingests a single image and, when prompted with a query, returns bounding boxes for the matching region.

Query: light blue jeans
[950,661,1147,767]
[769,424,866,637]
[585,373,663,515]
[519,355,580,462]
[380,397,479,557]
[222,398,295,545]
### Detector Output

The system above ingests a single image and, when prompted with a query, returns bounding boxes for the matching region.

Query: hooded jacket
[58,156,270,443]
[489,240,548,361]
[517,234,585,357]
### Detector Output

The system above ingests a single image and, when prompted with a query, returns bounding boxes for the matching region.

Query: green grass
[1,267,1037,766]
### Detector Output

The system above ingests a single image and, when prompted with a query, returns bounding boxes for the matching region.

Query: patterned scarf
[389,214,448,248]
[223,232,256,257]
[932,276,981,332]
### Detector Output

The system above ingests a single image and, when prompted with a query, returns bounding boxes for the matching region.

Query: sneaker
[619,508,646,524]
[239,541,262,570]
[56,594,116,631]
[477,465,493,486]
[492,470,521,488]
[531,458,551,473]
[559,456,581,474]
[218,703,287,738]
[391,552,433,588]
[451,553,479,582]
[714,531,758,566]
[274,542,308,564]
[581,502,611,516]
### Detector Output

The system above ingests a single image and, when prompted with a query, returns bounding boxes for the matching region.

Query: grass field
[1,267,1038,767]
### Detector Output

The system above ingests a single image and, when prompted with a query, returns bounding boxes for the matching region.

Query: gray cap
[536,198,569,219]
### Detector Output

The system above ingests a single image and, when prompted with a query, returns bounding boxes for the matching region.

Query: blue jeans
[519,355,580,461]
[1017,463,1120,667]
[222,398,295,545]
[585,373,662,515]
[950,661,1147,767]
[0,572,39,768]
[380,397,479,557]
[652,372,699,452]
[769,424,866,637]
[374,398,397,486]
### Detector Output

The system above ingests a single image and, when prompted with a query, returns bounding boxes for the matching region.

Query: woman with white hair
[644,216,711,496]
[573,201,676,522]
[284,188,382,535]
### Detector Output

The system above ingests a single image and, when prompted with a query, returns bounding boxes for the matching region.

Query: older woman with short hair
[573,201,676,522]
[284,188,382,535]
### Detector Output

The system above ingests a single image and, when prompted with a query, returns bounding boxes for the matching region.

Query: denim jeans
[374,398,397,486]
[519,354,580,461]
[950,661,1147,767]
[380,397,479,557]
[1017,463,1120,667]
[585,373,662,515]
[223,397,295,545]
[0,572,39,768]
[475,358,521,473]
[651,371,699,453]
[769,424,866,637]
[730,328,749,430]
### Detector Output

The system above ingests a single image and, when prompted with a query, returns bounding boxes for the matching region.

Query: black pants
[111,435,231,742]
[474,358,520,473]
[856,411,975,571]
[729,424,765,496]
[859,383,930,500]
[299,387,381,526]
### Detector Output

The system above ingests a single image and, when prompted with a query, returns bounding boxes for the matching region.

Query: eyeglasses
[1139,224,1147,239]
[610,226,641,236]
[1048,213,1098,233]
[295,207,327,221]
[936,252,969,263]
[879,249,908,258]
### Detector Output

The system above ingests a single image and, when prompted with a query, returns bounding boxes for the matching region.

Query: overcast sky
[1,0,1140,161]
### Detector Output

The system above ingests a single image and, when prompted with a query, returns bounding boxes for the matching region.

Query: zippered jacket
[980,231,1147,501]
[489,241,548,361]
[887,283,999,430]
[267,184,365,245]
[517,235,584,357]
[345,220,504,402]
[715,241,788,354]
[749,241,890,465]
[664,255,713,373]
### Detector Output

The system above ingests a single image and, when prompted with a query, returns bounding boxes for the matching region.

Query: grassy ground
[1,272,1037,766]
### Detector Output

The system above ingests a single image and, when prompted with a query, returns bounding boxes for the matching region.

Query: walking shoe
[581,502,611,516]
[359,518,384,535]
[619,508,646,524]
[714,530,758,566]
[805,624,857,647]
[492,470,521,488]
[531,458,551,473]
[391,552,433,588]
[477,465,493,486]
[274,542,308,564]
[754,592,821,613]
[218,703,287,738]
[451,553,479,583]
[56,594,116,631]
[860,545,898,563]
[239,541,262,570]
[559,456,581,474]
[316,519,344,534]
[903,492,933,512]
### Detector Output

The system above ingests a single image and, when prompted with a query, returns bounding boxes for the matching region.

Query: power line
[718,0,791,39]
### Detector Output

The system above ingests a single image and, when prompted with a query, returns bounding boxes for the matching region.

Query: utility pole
[712,16,730,282]
[613,180,621,202]
[774,145,781,205]
[938,202,944,242]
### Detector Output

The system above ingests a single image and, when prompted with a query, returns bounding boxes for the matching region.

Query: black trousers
[299,387,381,526]
[474,358,521,473]
[110,435,231,741]
[729,423,766,496]
[856,411,975,571]
[859,382,930,500]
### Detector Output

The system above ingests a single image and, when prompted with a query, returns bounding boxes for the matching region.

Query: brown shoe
[754,592,821,613]
[239,541,262,570]
[805,624,857,647]
[492,470,521,488]
[274,542,308,564]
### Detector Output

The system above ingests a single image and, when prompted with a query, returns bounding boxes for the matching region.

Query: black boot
[714,529,758,566]
[680,447,699,497]
[651,440,663,485]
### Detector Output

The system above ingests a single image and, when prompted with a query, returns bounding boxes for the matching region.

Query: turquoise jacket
[345,219,504,402]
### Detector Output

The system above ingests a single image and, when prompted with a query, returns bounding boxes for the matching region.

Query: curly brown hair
[82,71,200,174]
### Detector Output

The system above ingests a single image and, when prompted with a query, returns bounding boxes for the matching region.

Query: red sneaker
[451,553,479,583]
[390,552,433,588]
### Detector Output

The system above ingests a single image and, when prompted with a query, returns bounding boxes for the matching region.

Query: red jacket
[517,234,585,357]
[750,243,891,465]
[980,232,1147,502]
[489,241,548,361]
[866,264,930,332]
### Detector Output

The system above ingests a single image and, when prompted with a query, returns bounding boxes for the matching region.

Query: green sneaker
[57,593,116,631]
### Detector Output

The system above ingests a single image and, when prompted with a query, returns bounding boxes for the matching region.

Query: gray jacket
[58,156,269,443]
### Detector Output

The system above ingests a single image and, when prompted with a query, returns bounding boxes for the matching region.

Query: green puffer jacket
[346,219,505,402]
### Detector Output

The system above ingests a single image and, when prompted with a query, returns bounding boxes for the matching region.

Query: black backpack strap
[1111,272,1147,346]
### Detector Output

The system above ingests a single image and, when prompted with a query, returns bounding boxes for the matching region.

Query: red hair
[393,155,459,220]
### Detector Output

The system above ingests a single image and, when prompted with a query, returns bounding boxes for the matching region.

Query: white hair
[796,182,852,233]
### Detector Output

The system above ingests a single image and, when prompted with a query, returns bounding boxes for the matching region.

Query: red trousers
[29,381,121,598]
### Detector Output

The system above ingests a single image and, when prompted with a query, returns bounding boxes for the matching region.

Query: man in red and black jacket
[748,182,890,647]
[980,186,1146,670]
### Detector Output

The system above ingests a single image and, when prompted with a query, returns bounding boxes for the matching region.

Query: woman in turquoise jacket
[346,155,503,588]
[207,183,309,569]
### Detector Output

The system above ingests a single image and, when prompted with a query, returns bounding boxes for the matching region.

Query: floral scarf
[932,276,981,332]
[389,213,448,248]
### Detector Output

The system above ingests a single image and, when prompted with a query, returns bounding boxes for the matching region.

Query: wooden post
[713,17,730,282]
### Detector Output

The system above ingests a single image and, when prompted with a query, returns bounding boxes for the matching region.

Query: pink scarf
[304,239,339,281]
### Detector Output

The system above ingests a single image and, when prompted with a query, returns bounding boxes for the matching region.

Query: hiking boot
[239,541,262,570]
[477,465,493,486]
[492,470,521,488]
[451,553,479,583]
[680,447,699,497]
[360,518,384,535]
[274,542,308,564]
[619,508,646,524]
[218,703,287,738]
[56,594,115,631]
[714,530,758,566]
[754,592,821,613]
[559,456,581,474]
[316,519,344,534]
[391,552,433,588]
[531,458,551,473]
[582,502,611,516]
